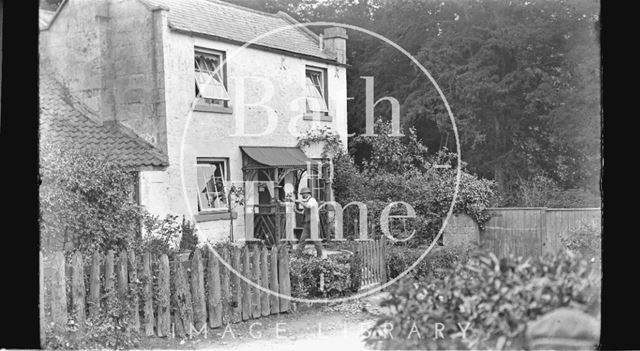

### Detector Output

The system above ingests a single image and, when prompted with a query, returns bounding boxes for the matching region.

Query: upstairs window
[305,67,328,114]
[195,50,230,107]
[196,158,229,212]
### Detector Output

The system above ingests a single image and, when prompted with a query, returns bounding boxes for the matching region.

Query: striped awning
[240,146,313,169]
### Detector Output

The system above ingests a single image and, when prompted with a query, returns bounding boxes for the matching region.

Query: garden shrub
[40,141,146,255]
[560,223,601,264]
[138,213,183,257]
[386,244,473,280]
[290,251,360,298]
[365,249,601,350]
[501,174,601,208]
[178,216,199,253]
[332,121,498,244]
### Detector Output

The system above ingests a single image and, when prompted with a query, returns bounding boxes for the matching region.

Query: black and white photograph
[34,0,601,349]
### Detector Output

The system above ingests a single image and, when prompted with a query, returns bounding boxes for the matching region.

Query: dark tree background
[40,0,600,205]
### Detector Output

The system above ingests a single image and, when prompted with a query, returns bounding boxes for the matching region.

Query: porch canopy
[240,146,313,169]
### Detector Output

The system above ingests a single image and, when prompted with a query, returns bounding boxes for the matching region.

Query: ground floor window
[307,159,331,202]
[196,158,229,212]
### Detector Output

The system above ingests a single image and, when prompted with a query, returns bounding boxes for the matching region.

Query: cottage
[39,0,349,244]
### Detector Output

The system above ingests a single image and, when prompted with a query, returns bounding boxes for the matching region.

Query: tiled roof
[140,0,336,61]
[39,71,169,168]
[39,9,56,30]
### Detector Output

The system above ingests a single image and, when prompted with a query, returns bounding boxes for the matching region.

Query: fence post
[231,247,242,323]
[269,246,280,314]
[252,244,261,318]
[219,247,231,325]
[128,250,140,332]
[260,245,270,316]
[156,254,171,337]
[278,245,291,312]
[117,250,128,300]
[88,251,101,319]
[206,247,222,329]
[172,258,193,338]
[71,251,86,330]
[141,251,155,336]
[241,246,251,320]
[191,249,207,331]
[50,251,67,333]
[380,235,387,284]
[104,250,115,307]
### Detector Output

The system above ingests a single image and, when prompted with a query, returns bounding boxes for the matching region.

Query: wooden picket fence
[40,243,292,340]
[354,236,388,290]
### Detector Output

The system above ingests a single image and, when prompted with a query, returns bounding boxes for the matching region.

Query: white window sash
[305,71,328,113]
[195,54,231,101]
[197,162,228,211]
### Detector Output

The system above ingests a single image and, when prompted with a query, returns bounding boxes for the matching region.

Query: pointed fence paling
[39,242,293,337]
[39,238,388,336]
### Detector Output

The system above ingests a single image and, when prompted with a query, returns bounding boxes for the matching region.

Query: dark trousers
[296,223,324,257]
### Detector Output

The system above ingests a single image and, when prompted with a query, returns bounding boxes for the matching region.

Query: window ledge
[303,113,332,122]
[194,103,233,114]
[195,210,237,223]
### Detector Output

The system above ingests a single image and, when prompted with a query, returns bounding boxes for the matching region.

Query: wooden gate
[253,204,286,246]
[354,236,387,290]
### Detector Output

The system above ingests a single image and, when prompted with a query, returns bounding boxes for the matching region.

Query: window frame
[304,65,329,117]
[196,157,231,213]
[194,48,230,109]
[307,158,330,202]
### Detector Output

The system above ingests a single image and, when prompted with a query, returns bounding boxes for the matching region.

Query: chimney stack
[322,27,347,64]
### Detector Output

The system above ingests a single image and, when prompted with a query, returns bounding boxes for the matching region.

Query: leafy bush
[366,250,601,350]
[332,122,497,244]
[137,214,183,257]
[178,216,199,252]
[561,223,601,263]
[386,244,473,280]
[290,251,360,298]
[503,175,601,208]
[40,141,146,255]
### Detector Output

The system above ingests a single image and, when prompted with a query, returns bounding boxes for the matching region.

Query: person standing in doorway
[294,187,324,257]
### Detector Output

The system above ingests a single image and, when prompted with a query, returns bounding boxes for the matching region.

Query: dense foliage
[333,121,497,245]
[365,249,601,350]
[560,223,601,263]
[40,141,146,254]
[386,244,473,280]
[289,251,361,298]
[220,0,601,206]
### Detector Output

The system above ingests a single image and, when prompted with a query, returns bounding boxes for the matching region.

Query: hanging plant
[297,126,344,158]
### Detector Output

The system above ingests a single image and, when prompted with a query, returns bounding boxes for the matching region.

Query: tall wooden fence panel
[544,208,601,254]
[481,207,602,258]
